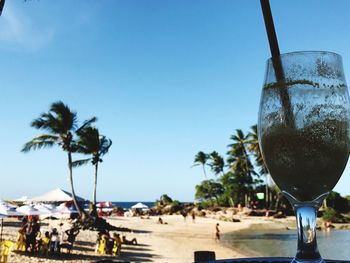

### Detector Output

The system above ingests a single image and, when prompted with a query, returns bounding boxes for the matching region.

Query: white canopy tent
[26,188,86,204]
[131,202,149,209]
[13,196,28,203]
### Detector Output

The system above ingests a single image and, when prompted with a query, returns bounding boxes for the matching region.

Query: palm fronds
[192,151,209,177]
[76,117,98,134]
[50,101,78,132]
[75,126,112,159]
[21,134,58,153]
[72,158,92,168]
[208,151,225,176]
[99,136,112,156]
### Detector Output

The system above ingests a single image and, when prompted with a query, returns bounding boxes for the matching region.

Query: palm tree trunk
[68,152,83,218]
[92,162,99,215]
[214,195,219,206]
[202,165,207,177]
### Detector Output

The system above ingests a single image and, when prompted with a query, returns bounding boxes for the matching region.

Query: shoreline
[220,217,350,259]
[219,217,296,258]
[106,214,254,262]
[2,214,348,262]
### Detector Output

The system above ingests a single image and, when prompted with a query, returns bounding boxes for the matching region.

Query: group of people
[96,230,138,256]
[181,210,196,222]
[15,216,80,256]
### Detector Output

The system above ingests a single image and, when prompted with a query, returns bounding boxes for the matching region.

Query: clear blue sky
[1,0,350,202]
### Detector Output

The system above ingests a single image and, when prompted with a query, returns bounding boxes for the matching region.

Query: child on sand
[191,211,196,223]
[215,223,220,241]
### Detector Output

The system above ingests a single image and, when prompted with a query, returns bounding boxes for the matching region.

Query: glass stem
[294,206,321,261]
[283,191,328,263]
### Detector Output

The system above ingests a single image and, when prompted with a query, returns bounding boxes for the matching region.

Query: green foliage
[198,199,216,209]
[322,207,343,223]
[171,200,181,206]
[247,125,268,176]
[326,191,350,213]
[155,195,184,209]
[208,151,225,176]
[195,179,224,204]
[193,125,349,214]
[193,127,261,208]
[22,101,97,217]
[73,126,112,167]
[216,193,233,207]
[75,127,112,160]
[192,151,209,177]
[22,101,97,154]
[227,129,256,190]
[219,172,241,205]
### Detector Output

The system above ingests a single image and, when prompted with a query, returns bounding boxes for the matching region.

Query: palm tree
[208,151,225,176]
[21,101,96,218]
[227,129,255,176]
[73,126,112,215]
[248,125,270,208]
[247,125,268,175]
[192,151,209,177]
[227,129,256,205]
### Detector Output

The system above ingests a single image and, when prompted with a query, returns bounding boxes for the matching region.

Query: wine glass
[258,51,350,263]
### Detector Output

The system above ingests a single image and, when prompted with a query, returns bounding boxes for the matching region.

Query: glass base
[291,258,325,263]
[212,257,347,263]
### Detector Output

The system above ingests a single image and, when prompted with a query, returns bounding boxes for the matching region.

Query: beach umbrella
[44,203,58,212]
[16,205,42,216]
[0,200,15,207]
[97,202,113,212]
[55,203,78,215]
[34,204,54,218]
[131,202,149,209]
[0,203,23,242]
[0,203,23,216]
[34,204,54,214]
[0,200,16,209]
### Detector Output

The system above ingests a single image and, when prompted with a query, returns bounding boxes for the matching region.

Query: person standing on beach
[215,223,220,241]
[191,211,196,223]
[181,210,187,221]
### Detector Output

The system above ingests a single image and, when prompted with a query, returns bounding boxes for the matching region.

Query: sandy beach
[0,214,294,263]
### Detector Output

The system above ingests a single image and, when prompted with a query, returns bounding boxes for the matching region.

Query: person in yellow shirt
[111,233,122,256]
[41,231,50,256]
[14,229,26,251]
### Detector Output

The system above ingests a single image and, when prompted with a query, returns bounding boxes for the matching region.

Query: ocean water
[223,228,350,260]
[111,202,155,209]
